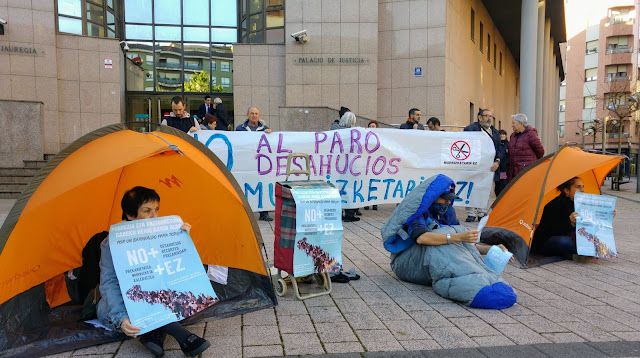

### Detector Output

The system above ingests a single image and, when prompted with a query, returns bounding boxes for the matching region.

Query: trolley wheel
[275,278,287,296]
[314,273,328,289]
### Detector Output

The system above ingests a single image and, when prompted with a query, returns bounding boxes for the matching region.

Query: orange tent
[480,145,624,267]
[0,124,276,356]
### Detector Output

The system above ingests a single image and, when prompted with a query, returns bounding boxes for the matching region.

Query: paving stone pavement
[3,179,640,357]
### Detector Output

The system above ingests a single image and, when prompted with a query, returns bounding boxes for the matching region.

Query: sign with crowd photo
[192,128,495,211]
[574,192,618,258]
[109,216,218,334]
[290,186,343,276]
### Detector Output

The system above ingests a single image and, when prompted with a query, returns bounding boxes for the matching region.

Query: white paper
[483,245,512,275]
[477,215,489,240]
[207,264,229,285]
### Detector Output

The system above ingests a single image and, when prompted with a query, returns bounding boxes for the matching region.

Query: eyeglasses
[481,114,494,120]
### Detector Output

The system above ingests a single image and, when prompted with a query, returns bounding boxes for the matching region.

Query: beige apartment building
[559,0,639,167]
[0,0,565,197]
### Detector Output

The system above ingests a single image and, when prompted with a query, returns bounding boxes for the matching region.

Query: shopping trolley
[272,153,342,300]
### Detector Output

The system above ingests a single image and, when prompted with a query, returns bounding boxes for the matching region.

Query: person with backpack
[96,186,210,357]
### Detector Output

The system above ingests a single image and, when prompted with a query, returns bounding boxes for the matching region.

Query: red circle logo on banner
[450,141,470,161]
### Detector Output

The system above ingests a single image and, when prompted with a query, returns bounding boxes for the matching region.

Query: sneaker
[342,215,360,222]
[465,216,477,222]
[138,330,165,357]
[355,209,363,216]
[372,205,378,210]
[180,334,211,357]
[259,213,273,221]
[364,206,370,210]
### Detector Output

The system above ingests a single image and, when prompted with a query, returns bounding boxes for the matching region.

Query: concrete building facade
[1,0,565,170]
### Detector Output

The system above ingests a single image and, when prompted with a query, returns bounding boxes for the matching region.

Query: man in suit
[197,95,213,121]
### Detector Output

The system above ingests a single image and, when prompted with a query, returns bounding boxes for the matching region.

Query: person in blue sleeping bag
[382,174,517,309]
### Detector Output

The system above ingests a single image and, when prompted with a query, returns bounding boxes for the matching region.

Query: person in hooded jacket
[506,113,544,183]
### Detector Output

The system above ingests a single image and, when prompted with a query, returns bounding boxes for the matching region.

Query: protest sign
[109,216,218,334]
[574,192,617,258]
[192,128,495,211]
[483,245,513,275]
[291,186,343,276]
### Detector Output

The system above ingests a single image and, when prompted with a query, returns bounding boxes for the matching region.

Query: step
[0,175,33,183]
[0,167,40,176]
[23,160,48,169]
[0,183,27,192]
[0,191,21,199]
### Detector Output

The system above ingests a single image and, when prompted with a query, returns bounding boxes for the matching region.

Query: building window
[212,76,217,86]
[493,44,497,69]
[470,9,475,42]
[479,22,484,52]
[605,92,631,110]
[605,64,629,81]
[585,40,598,54]
[584,95,596,109]
[559,100,565,112]
[221,61,230,72]
[499,52,502,76]
[56,0,119,38]
[240,0,285,44]
[123,0,237,93]
[487,34,491,61]
[559,124,564,138]
[609,6,634,25]
[606,36,631,54]
[469,102,475,125]
[585,67,597,81]
[221,77,230,87]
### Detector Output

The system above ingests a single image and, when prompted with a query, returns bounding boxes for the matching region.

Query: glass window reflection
[249,0,263,14]
[183,43,211,93]
[86,3,105,23]
[212,0,237,27]
[184,27,210,42]
[126,41,154,91]
[266,28,284,43]
[154,0,181,24]
[249,14,261,32]
[266,10,284,28]
[184,0,209,26]
[58,0,82,17]
[87,23,105,37]
[125,0,152,23]
[58,16,82,34]
[156,42,183,92]
[126,24,153,39]
[155,25,181,41]
[211,28,237,43]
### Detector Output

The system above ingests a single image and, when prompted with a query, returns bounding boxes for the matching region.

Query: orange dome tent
[480,145,624,268]
[0,124,276,357]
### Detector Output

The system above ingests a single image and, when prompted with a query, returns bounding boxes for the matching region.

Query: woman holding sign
[97,187,210,357]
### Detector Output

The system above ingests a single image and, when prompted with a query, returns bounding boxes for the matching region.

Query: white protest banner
[192,128,495,211]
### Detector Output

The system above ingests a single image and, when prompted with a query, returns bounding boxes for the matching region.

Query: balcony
[605,74,629,82]
[156,62,181,70]
[609,15,633,25]
[157,77,182,87]
[606,47,633,54]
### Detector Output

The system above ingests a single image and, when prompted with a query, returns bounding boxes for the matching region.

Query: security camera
[119,41,130,51]
[145,71,152,78]
[0,19,7,25]
[290,30,308,44]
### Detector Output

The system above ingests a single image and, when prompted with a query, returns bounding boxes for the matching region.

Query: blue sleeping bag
[381,174,516,309]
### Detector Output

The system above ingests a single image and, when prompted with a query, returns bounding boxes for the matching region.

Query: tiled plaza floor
[3,179,639,357]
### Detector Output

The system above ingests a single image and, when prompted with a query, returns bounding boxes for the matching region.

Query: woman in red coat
[507,114,544,183]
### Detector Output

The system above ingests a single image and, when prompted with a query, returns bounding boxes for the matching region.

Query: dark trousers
[539,235,577,258]
[494,179,507,196]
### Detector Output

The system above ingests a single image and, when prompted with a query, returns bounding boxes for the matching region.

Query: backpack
[66,231,109,305]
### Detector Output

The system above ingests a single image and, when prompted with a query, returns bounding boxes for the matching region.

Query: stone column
[535,1,545,131]
[542,18,551,149]
[520,0,538,128]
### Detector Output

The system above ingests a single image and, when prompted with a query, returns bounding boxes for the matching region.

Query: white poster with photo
[192,128,495,211]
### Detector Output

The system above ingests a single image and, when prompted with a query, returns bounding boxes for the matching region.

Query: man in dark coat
[399,108,424,130]
[462,108,506,222]
[213,97,230,131]
[197,95,213,121]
